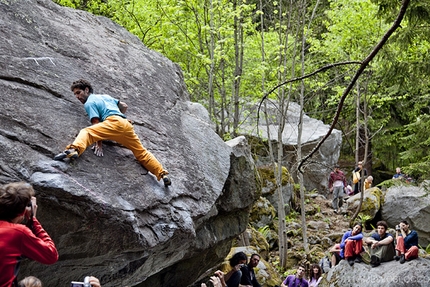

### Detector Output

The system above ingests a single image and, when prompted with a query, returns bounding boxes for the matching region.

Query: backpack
[319,256,332,273]
[352,170,360,184]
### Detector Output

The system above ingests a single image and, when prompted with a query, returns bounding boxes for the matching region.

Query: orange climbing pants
[67,115,168,180]
[396,236,419,260]
[344,239,363,258]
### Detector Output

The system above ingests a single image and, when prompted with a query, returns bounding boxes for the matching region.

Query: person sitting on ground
[328,164,347,214]
[281,265,309,287]
[340,223,364,266]
[394,220,419,264]
[215,251,248,287]
[363,176,373,191]
[308,263,322,287]
[0,182,58,287]
[392,167,404,179]
[18,276,42,287]
[363,220,395,267]
[240,253,262,287]
[54,79,171,186]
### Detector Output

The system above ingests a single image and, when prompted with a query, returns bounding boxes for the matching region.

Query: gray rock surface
[320,258,430,287]
[381,184,430,247]
[240,102,342,193]
[0,1,256,286]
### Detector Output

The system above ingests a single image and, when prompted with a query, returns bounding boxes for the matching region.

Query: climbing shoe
[399,255,406,264]
[162,175,171,187]
[354,255,363,263]
[54,148,78,161]
[370,255,380,267]
[347,257,355,266]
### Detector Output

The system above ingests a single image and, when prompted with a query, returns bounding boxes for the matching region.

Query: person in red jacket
[0,182,58,287]
[328,165,347,214]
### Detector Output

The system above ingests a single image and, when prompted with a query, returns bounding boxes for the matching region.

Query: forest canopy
[54,0,430,181]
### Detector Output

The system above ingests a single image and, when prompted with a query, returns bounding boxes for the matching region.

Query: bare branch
[298,0,411,172]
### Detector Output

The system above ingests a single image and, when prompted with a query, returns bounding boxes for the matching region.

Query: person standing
[240,254,261,287]
[328,165,347,214]
[54,79,171,186]
[394,220,419,264]
[0,182,58,287]
[352,161,367,195]
[281,265,309,287]
[364,221,395,267]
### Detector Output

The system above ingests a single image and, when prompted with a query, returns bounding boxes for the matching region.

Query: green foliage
[285,210,299,223]
[257,225,271,240]
[53,0,430,180]
[357,213,372,225]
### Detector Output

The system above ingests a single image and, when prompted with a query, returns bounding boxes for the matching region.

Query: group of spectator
[328,161,380,214]
[204,252,262,287]
[330,220,419,269]
[280,264,322,287]
[0,181,101,287]
[205,252,323,287]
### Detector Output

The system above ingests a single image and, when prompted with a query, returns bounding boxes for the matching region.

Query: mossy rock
[257,165,294,193]
[249,196,277,228]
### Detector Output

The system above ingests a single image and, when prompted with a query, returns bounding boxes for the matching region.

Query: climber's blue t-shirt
[84,94,126,122]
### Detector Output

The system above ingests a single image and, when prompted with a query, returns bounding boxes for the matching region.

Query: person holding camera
[0,182,59,287]
[363,221,395,267]
[394,220,419,264]
[214,251,247,287]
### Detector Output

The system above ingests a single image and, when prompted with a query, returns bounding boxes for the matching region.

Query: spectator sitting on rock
[363,176,373,191]
[240,253,261,287]
[394,220,419,264]
[329,243,342,267]
[214,251,247,287]
[339,223,364,266]
[363,220,395,267]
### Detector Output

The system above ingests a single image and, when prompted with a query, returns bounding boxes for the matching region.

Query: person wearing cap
[352,161,367,195]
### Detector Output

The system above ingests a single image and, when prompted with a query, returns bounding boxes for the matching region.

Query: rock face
[0,1,256,286]
[240,102,342,193]
[320,258,430,287]
[381,183,430,247]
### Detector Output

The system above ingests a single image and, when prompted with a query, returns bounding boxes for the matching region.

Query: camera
[70,276,91,287]
[395,225,401,231]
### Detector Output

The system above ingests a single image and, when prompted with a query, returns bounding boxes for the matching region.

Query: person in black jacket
[240,254,262,287]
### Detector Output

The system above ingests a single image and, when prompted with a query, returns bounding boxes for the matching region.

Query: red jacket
[0,218,58,287]
[328,170,347,189]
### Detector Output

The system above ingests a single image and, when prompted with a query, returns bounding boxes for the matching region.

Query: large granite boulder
[240,102,342,193]
[0,1,256,286]
[345,187,382,219]
[381,184,430,247]
[320,258,430,287]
